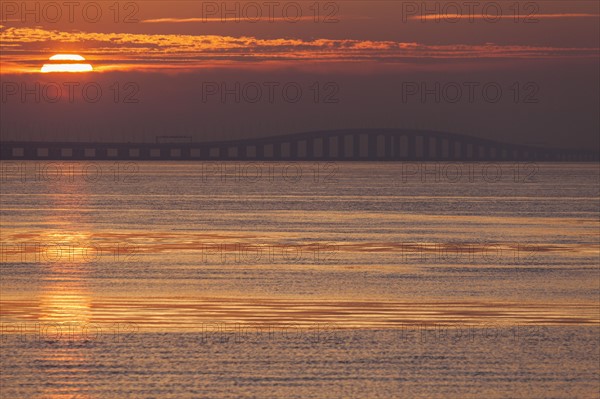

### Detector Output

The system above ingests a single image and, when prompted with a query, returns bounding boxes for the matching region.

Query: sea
[1,161,598,398]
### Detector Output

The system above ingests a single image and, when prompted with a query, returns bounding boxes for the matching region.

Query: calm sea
[1,161,599,398]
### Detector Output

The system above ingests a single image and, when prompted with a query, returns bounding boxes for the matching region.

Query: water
[1,161,599,398]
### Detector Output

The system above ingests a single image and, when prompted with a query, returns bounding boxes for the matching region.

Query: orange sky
[1,1,598,73]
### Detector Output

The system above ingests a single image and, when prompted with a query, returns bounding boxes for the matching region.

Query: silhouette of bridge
[1,129,597,162]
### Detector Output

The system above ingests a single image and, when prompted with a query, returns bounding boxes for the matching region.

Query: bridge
[1,129,597,162]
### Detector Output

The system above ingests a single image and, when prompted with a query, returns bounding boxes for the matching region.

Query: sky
[1,1,598,149]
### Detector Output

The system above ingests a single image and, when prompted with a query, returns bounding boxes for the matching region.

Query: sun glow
[49,54,86,61]
[41,64,94,73]
[41,54,93,73]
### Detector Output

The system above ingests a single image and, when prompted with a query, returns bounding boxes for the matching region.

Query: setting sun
[41,54,93,73]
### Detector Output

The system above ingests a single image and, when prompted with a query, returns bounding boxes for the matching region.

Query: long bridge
[1,129,597,162]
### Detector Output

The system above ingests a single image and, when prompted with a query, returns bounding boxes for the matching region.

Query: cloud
[141,16,325,23]
[411,13,600,21]
[1,26,598,73]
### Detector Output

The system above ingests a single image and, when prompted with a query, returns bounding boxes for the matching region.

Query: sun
[41,54,94,73]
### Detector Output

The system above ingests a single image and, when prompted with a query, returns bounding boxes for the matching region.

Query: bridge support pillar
[396,136,405,159]
[307,139,315,159]
[385,134,394,160]
[49,147,61,159]
[290,141,298,158]
[450,141,457,160]
[337,135,345,159]
[273,143,282,159]
[452,141,464,160]
[368,134,377,160]
[201,146,211,160]
[219,146,228,159]
[323,136,330,159]
[422,137,429,160]
[138,147,149,160]
[436,137,443,160]
[407,135,416,160]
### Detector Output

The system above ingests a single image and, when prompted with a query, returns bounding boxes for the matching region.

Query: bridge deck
[1,130,597,162]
